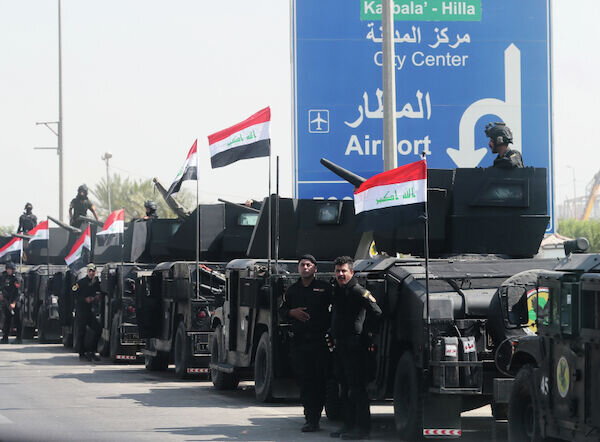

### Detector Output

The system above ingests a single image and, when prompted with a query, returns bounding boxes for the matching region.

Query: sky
[0,0,598,228]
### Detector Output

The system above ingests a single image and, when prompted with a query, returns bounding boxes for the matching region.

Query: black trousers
[75,308,101,355]
[290,338,330,424]
[2,304,21,339]
[334,336,371,433]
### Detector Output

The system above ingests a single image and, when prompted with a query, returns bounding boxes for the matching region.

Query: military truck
[209,197,362,400]
[136,200,261,378]
[210,161,556,439]
[505,242,600,441]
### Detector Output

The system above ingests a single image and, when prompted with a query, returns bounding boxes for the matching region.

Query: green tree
[558,219,600,252]
[90,174,195,220]
[0,225,15,236]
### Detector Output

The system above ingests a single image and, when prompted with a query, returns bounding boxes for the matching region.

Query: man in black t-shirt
[279,254,333,433]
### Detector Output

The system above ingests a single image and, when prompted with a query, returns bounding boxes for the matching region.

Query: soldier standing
[72,263,102,361]
[0,262,22,344]
[330,256,381,440]
[279,254,332,432]
[485,122,524,169]
[69,184,99,228]
[17,203,37,234]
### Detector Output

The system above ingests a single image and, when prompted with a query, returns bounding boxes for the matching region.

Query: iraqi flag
[354,159,427,231]
[26,219,50,259]
[166,140,198,198]
[65,225,91,269]
[95,209,124,248]
[28,220,49,244]
[208,107,271,168]
[0,237,22,263]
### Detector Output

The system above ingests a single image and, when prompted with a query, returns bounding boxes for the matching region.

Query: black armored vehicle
[210,161,557,439]
[136,200,260,378]
[505,242,600,442]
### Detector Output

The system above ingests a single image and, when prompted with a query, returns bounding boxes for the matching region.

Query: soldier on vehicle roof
[279,254,333,433]
[0,262,22,344]
[72,263,103,362]
[17,202,37,234]
[143,200,158,220]
[69,184,99,228]
[329,256,381,440]
[485,122,524,169]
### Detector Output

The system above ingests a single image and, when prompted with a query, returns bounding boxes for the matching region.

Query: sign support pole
[382,0,398,172]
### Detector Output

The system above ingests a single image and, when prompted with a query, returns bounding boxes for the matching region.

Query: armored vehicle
[209,197,362,400]
[506,244,600,442]
[210,161,555,439]
[135,199,261,377]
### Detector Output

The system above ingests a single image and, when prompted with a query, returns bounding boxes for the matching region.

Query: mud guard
[423,393,462,438]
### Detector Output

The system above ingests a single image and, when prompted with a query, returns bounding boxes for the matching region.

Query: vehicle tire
[210,325,238,390]
[174,322,192,379]
[325,378,343,421]
[37,308,47,343]
[393,351,424,440]
[508,365,543,442]
[144,339,169,371]
[254,332,274,402]
[109,313,122,361]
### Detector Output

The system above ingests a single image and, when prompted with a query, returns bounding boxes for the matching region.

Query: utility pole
[382,0,397,172]
[35,0,64,221]
[101,152,113,212]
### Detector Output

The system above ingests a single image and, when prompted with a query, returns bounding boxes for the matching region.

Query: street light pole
[34,0,64,221]
[101,152,113,212]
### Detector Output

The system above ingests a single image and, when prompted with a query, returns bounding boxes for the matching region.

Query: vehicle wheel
[109,313,122,361]
[37,308,47,343]
[393,351,424,440]
[144,339,169,371]
[254,332,273,402]
[508,365,543,442]
[174,322,192,379]
[210,325,238,390]
[325,379,343,421]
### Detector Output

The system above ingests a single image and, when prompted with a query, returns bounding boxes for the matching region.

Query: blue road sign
[291,0,555,231]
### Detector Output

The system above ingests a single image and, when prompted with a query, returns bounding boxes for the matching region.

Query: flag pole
[421,152,431,359]
[274,155,280,271]
[267,141,272,274]
[196,140,200,300]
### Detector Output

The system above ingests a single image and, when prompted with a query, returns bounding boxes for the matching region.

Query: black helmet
[78,184,88,195]
[485,122,513,145]
[24,202,33,211]
[5,262,16,270]
[144,200,157,211]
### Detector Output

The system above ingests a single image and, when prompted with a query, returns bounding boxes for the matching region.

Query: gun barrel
[48,215,82,234]
[320,158,366,188]
[12,233,32,240]
[152,177,190,220]
[78,215,104,227]
[217,198,260,213]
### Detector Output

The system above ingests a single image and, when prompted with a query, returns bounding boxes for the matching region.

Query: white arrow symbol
[447,44,522,168]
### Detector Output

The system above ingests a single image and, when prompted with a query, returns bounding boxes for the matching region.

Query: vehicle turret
[152,177,190,220]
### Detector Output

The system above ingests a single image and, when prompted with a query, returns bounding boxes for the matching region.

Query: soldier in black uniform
[72,263,102,361]
[485,122,524,169]
[143,200,158,220]
[69,184,99,228]
[330,256,381,440]
[279,254,333,432]
[0,262,22,344]
[17,203,37,234]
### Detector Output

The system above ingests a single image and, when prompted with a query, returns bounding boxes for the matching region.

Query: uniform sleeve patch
[363,290,376,303]
[72,283,79,291]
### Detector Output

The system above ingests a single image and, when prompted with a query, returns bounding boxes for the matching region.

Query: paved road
[0,341,508,441]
